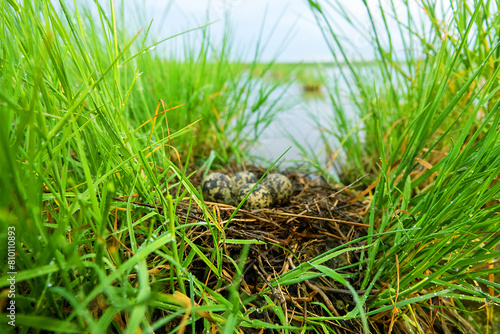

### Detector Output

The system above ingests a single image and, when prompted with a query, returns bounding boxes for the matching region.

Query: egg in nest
[235,183,272,210]
[201,172,233,204]
[261,173,292,206]
[230,171,257,197]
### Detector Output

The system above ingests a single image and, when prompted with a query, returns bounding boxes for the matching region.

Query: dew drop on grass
[149,46,156,51]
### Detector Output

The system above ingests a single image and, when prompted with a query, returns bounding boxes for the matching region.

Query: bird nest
[169,166,372,333]
[113,165,479,333]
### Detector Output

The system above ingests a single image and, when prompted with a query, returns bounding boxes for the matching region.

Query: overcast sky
[120,0,444,62]
[133,0,377,62]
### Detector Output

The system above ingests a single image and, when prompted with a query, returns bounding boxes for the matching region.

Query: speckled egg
[202,172,232,204]
[235,183,272,210]
[230,171,257,197]
[261,173,292,205]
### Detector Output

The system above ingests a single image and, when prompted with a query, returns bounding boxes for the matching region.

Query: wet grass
[299,0,500,332]
[0,0,499,333]
[0,0,286,332]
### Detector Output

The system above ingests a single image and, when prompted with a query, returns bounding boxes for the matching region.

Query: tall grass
[126,32,287,165]
[2,0,499,332]
[0,0,285,332]
[307,0,500,331]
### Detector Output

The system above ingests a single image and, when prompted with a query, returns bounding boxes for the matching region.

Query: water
[248,65,358,168]
[249,86,336,166]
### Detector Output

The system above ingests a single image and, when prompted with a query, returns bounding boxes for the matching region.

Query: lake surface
[248,65,358,170]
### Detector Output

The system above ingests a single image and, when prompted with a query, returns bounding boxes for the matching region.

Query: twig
[253,264,285,304]
[264,210,370,228]
[287,257,341,317]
